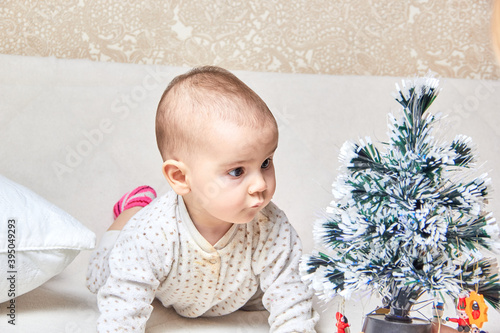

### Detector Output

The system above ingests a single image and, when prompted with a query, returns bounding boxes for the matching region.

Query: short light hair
[155,66,277,161]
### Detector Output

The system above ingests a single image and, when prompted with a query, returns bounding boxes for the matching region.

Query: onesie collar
[177,195,238,252]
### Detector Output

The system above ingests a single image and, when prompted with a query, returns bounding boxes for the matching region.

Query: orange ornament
[465,291,488,328]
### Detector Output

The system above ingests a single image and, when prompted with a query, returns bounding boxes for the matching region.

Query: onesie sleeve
[96,228,172,332]
[253,205,319,333]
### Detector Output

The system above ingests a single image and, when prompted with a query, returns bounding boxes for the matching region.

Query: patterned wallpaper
[1,1,499,79]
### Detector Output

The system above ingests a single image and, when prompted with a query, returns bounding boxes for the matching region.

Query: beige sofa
[1,54,499,332]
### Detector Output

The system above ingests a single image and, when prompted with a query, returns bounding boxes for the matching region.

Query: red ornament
[336,311,350,333]
[446,295,471,332]
[465,291,488,328]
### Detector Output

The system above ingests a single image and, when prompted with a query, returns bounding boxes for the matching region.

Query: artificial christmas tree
[301,77,500,332]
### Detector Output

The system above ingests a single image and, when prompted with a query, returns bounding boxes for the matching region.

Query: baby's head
[156,66,277,162]
[156,66,279,225]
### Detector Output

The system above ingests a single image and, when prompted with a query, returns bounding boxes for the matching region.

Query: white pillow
[0,175,95,303]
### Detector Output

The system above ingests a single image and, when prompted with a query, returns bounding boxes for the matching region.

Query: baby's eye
[229,167,244,177]
[261,158,271,169]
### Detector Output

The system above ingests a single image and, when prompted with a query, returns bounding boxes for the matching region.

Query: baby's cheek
[266,178,277,198]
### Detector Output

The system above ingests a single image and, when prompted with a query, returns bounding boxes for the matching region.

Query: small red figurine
[336,311,350,333]
[446,295,471,332]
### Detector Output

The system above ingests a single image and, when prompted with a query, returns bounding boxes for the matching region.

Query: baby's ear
[162,160,190,196]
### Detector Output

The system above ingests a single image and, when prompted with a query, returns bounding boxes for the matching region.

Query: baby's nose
[249,172,267,194]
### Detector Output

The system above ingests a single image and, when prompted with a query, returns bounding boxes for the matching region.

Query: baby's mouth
[251,201,263,208]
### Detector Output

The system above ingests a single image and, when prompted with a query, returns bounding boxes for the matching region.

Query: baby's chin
[226,202,270,224]
[232,217,257,225]
[232,211,262,225]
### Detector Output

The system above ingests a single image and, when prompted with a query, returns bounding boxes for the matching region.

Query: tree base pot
[362,314,432,333]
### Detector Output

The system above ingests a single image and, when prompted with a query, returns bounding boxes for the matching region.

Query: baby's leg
[86,186,156,293]
[107,206,142,231]
[86,207,143,293]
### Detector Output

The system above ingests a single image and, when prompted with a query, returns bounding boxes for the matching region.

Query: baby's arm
[255,209,319,332]
[96,230,168,332]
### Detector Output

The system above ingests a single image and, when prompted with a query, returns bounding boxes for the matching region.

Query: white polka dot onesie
[87,191,318,332]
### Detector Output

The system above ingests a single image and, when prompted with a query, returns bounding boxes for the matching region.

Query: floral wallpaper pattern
[1,0,499,79]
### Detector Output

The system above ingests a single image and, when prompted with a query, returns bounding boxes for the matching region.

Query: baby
[86,66,319,332]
